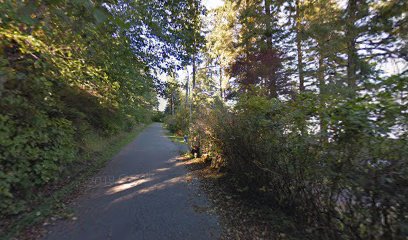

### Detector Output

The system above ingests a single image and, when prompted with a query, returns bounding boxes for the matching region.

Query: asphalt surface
[44,123,220,240]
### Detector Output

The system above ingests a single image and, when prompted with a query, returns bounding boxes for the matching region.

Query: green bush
[195,91,408,239]
[164,107,190,135]
[0,1,155,217]
[151,111,165,122]
[0,114,75,215]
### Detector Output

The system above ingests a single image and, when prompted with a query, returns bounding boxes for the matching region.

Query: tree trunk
[171,93,174,115]
[264,0,273,48]
[192,53,196,89]
[318,47,328,143]
[185,68,189,106]
[219,66,223,98]
[346,0,358,92]
[296,0,305,92]
[264,0,278,98]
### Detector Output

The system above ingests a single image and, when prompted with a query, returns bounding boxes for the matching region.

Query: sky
[203,0,224,10]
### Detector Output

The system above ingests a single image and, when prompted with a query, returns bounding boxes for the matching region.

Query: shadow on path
[44,123,219,240]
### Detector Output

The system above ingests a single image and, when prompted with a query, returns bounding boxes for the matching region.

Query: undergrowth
[0,124,147,240]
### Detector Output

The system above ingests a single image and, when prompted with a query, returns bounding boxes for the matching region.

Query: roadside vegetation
[1,126,145,239]
[164,0,407,239]
[1,0,406,239]
[1,0,202,236]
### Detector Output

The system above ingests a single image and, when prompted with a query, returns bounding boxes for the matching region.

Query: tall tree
[295,0,305,92]
[206,1,240,99]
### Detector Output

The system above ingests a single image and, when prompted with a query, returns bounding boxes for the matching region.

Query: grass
[1,124,148,240]
[164,131,190,156]
[165,133,185,143]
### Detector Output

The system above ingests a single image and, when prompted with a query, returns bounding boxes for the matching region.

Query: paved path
[44,123,220,240]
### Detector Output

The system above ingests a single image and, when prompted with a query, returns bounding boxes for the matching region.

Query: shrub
[0,114,76,215]
[195,92,408,239]
[151,111,165,122]
[164,107,190,135]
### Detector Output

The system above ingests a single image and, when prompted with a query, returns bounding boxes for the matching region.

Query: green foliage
[164,107,190,135]
[164,0,407,238]
[151,111,165,122]
[0,0,178,217]
[193,89,407,239]
[2,125,146,240]
[0,114,75,214]
[0,0,202,218]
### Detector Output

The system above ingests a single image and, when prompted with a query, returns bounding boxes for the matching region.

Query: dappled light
[108,175,187,205]
[105,157,190,206]
[154,167,172,173]
[105,175,155,195]
[135,176,185,195]
[1,0,406,239]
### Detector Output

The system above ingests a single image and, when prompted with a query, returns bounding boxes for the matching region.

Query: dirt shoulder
[182,155,309,240]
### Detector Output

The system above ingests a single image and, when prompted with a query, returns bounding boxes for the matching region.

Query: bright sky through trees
[163,0,407,238]
[158,0,225,111]
[203,0,224,9]
[2,1,406,238]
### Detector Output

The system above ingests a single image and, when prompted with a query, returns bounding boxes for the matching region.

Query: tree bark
[346,0,358,92]
[185,69,189,106]
[296,0,305,92]
[318,46,328,143]
[264,0,278,98]
[219,66,223,98]
[264,0,273,48]
[192,53,196,89]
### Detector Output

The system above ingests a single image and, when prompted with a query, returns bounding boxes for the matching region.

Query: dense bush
[0,1,156,216]
[0,115,75,214]
[160,0,407,238]
[194,87,408,239]
[151,111,165,122]
[164,107,190,135]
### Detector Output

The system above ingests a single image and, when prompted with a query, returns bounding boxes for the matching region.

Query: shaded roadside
[183,156,314,240]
